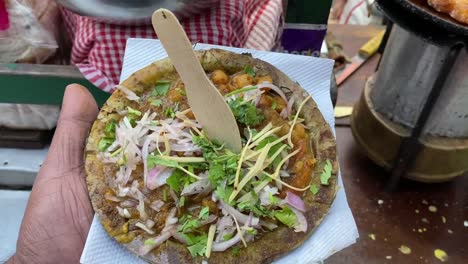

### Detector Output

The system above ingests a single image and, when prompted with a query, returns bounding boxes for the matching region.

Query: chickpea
[232,73,254,88]
[291,124,306,143]
[167,87,184,102]
[271,96,287,113]
[211,70,229,84]
[258,94,273,108]
[256,75,273,84]
[217,84,231,95]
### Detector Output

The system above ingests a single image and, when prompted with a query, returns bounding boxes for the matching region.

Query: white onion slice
[219,200,260,227]
[135,222,155,234]
[181,178,212,196]
[147,166,174,190]
[139,229,174,255]
[116,206,131,218]
[290,207,308,232]
[149,200,164,212]
[116,85,140,101]
[211,233,242,251]
[199,214,218,226]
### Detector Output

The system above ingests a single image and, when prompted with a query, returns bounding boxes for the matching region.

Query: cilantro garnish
[320,160,333,185]
[223,233,234,241]
[268,193,280,205]
[244,65,256,77]
[271,100,278,110]
[147,155,179,168]
[310,184,320,195]
[152,80,171,97]
[150,98,162,107]
[127,106,141,116]
[215,186,234,205]
[231,246,241,256]
[185,234,208,257]
[198,206,210,220]
[98,119,117,151]
[179,217,200,233]
[228,97,265,126]
[274,206,297,227]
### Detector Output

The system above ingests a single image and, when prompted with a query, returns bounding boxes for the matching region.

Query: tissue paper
[80,39,359,264]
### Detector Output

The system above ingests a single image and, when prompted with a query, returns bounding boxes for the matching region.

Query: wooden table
[326,24,468,263]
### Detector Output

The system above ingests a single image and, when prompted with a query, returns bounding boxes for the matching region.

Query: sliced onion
[286,95,295,118]
[149,200,164,212]
[105,193,122,202]
[116,206,131,218]
[165,208,178,227]
[172,232,188,244]
[211,233,242,252]
[147,166,174,190]
[146,219,155,228]
[116,85,140,101]
[199,214,217,226]
[219,200,259,227]
[117,185,130,197]
[170,143,201,152]
[139,229,174,255]
[259,220,278,230]
[181,178,212,196]
[169,189,179,205]
[282,191,306,212]
[290,207,308,232]
[135,222,155,235]
[120,199,138,208]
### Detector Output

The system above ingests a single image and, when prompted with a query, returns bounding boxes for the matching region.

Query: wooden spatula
[152,9,242,152]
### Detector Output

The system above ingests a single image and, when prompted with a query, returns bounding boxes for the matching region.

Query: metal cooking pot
[56,0,220,25]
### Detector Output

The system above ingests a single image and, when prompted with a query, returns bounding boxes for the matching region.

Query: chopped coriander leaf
[185,234,208,257]
[320,160,333,185]
[271,100,278,110]
[223,233,234,241]
[104,120,117,136]
[215,186,234,205]
[245,227,257,235]
[208,163,225,185]
[268,193,280,205]
[98,137,114,152]
[127,106,141,116]
[198,207,210,220]
[166,169,184,193]
[150,98,162,107]
[179,217,200,233]
[310,184,320,195]
[152,80,171,97]
[231,246,241,256]
[225,85,257,97]
[274,206,297,227]
[228,97,265,126]
[147,154,179,169]
[179,196,186,207]
[244,65,256,77]
[127,117,137,127]
[144,238,155,246]
[164,106,176,118]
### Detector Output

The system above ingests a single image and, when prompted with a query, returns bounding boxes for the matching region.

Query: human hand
[8,84,99,264]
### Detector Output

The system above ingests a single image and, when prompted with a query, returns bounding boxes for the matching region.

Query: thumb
[43,84,99,175]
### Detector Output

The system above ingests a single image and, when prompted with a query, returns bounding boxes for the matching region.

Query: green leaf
[127,106,141,116]
[271,101,278,110]
[164,106,176,118]
[198,207,210,220]
[186,234,208,257]
[151,98,162,107]
[274,206,297,227]
[231,246,241,256]
[152,80,171,97]
[98,137,114,152]
[310,184,320,195]
[244,65,256,77]
[215,186,234,205]
[208,163,225,185]
[147,155,179,169]
[179,196,186,207]
[166,169,184,193]
[228,97,265,126]
[245,227,257,235]
[268,193,280,205]
[179,217,200,233]
[104,120,117,137]
[320,160,333,186]
[223,233,234,241]
[225,85,257,97]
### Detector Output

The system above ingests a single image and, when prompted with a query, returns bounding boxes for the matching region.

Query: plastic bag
[0,0,58,63]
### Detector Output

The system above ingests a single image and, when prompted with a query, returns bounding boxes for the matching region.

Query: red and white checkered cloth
[62,0,283,92]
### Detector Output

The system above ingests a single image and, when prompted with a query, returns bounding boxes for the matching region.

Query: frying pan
[376,0,467,46]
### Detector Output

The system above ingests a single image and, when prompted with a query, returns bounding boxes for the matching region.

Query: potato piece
[232,74,254,88]
[217,84,231,95]
[256,75,273,84]
[167,87,185,102]
[211,70,229,84]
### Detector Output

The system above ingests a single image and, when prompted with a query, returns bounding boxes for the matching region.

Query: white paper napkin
[81,39,359,264]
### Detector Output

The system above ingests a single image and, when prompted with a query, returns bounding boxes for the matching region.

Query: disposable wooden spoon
[152,9,242,152]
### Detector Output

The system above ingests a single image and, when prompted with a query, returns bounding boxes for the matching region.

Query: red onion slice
[147,166,174,190]
[139,229,174,255]
[290,207,308,232]
[282,191,306,212]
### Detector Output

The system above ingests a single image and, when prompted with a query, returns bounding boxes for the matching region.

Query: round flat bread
[85,49,338,264]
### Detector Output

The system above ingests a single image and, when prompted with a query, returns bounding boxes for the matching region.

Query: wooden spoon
[152,9,242,152]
